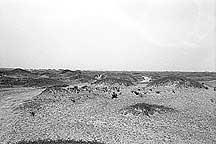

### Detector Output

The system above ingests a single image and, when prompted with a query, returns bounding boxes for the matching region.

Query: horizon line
[0,67,215,73]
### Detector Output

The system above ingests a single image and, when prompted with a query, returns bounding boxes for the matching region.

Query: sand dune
[0,69,216,144]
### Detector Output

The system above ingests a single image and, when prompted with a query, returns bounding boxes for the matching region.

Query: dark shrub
[131,91,139,95]
[111,92,118,99]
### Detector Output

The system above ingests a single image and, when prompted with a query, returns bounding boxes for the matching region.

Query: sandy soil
[0,86,216,144]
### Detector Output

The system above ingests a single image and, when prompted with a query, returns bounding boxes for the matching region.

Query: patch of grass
[14,139,106,144]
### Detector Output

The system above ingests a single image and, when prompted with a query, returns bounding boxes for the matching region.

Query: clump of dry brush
[120,102,176,117]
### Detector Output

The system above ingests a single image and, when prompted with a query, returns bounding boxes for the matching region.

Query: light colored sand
[0,86,216,144]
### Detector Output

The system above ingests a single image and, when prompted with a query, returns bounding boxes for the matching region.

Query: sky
[0,0,215,71]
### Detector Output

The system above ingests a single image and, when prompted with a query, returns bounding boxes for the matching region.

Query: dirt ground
[0,84,216,144]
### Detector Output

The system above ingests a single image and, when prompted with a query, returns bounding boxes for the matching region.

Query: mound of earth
[39,72,59,78]
[0,77,64,87]
[14,84,120,118]
[92,77,133,86]
[8,68,31,75]
[0,76,33,87]
[147,76,206,89]
[2,68,34,77]
[60,69,82,77]
[119,103,175,117]
[104,72,139,83]
[60,69,75,74]
[70,74,95,83]
[25,78,65,87]
[32,85,98,104]
[14,85,97,115]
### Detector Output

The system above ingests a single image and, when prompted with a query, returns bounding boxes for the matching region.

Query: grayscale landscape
[0,68,216,144]
[0,0,215,143]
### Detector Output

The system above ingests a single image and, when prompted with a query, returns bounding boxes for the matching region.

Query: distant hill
[60,69,82,77]
[1,68,34,77]
[147,75,206,89]
[11,68,31,73]
[60,69,74,74]
[5,68,30,74]
[0,76,64,87]
[70,73,95,83]
[92,77,134,86]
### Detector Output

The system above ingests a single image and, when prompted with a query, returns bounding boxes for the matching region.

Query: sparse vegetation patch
[147,76,206,89]
[120,103,175,117]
